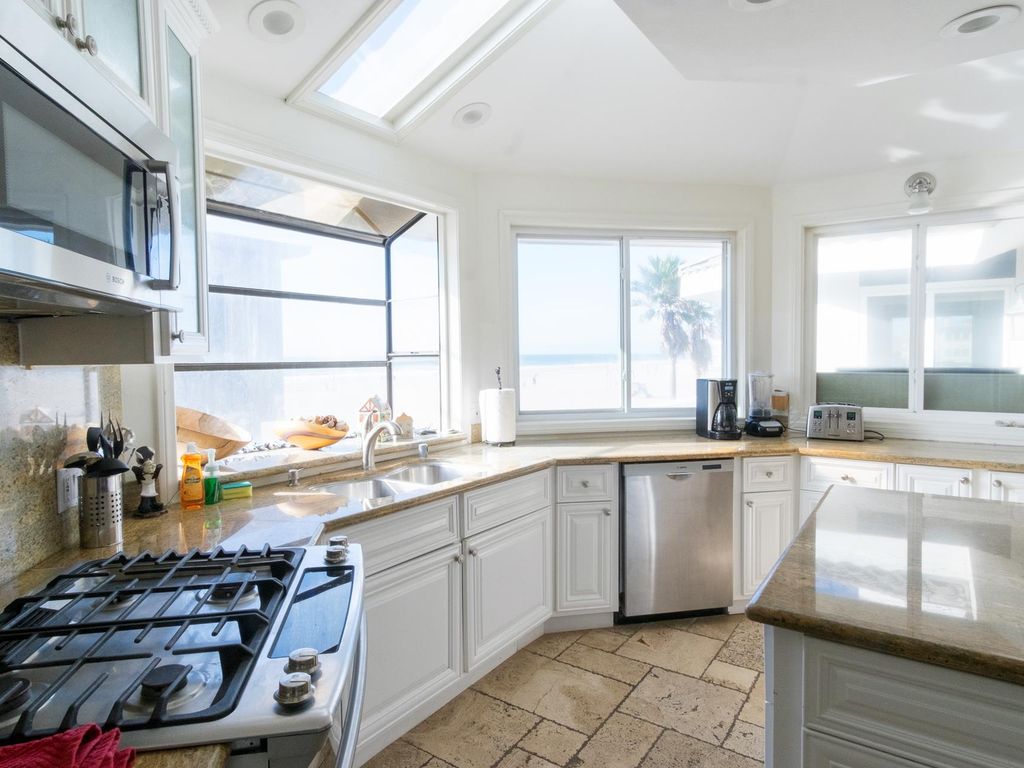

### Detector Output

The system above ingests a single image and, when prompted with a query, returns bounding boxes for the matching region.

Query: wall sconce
[904,172,937,215]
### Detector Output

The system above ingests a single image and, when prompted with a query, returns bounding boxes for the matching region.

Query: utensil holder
[79,474,124,548]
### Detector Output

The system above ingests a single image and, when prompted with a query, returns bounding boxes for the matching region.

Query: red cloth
[0,725,134,768]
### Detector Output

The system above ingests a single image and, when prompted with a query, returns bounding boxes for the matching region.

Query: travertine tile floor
[365,615,765,768]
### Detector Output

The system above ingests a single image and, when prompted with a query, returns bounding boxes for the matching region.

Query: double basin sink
[307,461,482,505]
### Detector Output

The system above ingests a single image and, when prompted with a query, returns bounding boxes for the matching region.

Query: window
[174,161,443,448]
[301,0,544,132]
[811,215,1024,414]
[516,233,731,417]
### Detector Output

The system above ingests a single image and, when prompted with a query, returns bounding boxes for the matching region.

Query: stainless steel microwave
[0,3,182,317]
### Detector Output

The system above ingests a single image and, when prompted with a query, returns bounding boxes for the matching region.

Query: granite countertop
[746,485,1024,685]
[7,433,1024,763]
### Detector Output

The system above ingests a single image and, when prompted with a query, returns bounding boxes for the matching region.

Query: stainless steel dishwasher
[622,460,734,618]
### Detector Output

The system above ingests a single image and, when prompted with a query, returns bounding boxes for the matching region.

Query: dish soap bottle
[204,448,223,505]
[180,442,205,511]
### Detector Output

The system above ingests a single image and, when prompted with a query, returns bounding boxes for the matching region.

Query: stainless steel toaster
[806,404,864,441]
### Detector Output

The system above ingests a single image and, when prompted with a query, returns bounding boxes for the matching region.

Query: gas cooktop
[0,546,303,744]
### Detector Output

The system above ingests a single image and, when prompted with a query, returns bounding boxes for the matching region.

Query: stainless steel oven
[0,3,181,316]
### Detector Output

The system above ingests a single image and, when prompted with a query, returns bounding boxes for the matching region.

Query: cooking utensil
[88,455,129,477]
[64,451,101,470]
[86,426,102,453]
[98,433,114,459]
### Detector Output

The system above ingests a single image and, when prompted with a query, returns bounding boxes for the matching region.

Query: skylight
[317,0,516,119]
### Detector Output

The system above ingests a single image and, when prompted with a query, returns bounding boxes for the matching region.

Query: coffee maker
[696,379,742,440]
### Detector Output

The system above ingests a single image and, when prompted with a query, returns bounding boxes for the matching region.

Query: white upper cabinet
[76,0,154,109]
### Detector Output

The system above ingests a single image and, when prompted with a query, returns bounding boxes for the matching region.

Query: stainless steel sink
[384,461,480,485]
[308,478,423,502]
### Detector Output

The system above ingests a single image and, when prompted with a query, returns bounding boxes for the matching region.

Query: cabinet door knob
[76,35,98,56]
[468,549,477,557]
[840,474,853,482]
[959,476,970,485]
[993,478,1003,488]
[602,507,612,516]
[454,554,465,564]
[170,329,186,343]
[745,500,754,507]
[55,13,78,34]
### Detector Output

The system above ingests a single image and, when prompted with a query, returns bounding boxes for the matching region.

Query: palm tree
[632,255,715,398]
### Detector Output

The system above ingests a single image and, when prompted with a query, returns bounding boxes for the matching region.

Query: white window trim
[499,210,753,434]
[803,204,1024,445]
[157,128,464,480]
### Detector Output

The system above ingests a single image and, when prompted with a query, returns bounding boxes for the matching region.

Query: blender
[745,372,785,437]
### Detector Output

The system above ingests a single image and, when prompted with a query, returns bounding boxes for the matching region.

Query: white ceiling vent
[940,5,1020,37]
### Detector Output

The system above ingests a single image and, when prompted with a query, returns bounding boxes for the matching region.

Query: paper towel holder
[479,387,517,446]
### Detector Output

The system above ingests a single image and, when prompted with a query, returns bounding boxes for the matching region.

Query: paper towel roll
[479,388,516,445]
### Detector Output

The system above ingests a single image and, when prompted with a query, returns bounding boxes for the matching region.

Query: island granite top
[746,485,1024,685]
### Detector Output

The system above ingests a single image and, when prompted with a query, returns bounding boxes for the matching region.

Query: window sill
[517,416,696,436]
[214,432,469,485]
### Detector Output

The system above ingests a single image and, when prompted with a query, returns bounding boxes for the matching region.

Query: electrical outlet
[56,468,81,514]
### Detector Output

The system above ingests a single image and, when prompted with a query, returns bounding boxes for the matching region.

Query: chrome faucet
[362,420,402,471]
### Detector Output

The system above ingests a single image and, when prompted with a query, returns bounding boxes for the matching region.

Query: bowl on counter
[176,407,251,460]
[271,419,351,450]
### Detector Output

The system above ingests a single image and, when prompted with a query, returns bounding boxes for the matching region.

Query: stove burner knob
[285,647,322,676]
[274,672,315,708]
[328,535,348,548]
[324,545,348,564]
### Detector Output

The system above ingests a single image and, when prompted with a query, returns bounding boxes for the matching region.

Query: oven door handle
[335,613,367,768]
[145,159,180,291]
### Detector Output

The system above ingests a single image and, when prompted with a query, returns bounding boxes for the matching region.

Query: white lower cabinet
[464,506,553,672]
[359,545,463,747]
[556,501,616,613]
[799,490,825,526]
[741,491,794,597]
[804,731,921,768]
[988,471,1024,502]
[896,463,973,497]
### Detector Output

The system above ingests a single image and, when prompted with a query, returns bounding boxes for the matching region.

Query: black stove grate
[0,545,302,744]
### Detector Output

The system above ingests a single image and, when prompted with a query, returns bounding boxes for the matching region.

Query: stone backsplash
[0,324,122,584]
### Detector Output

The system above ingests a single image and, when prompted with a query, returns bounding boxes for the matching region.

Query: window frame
[174,203,446,439]
[512,227,736,424]
[805,207,1024,422]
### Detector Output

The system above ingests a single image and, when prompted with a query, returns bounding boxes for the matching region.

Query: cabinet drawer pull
[580,479,590,488]
[993,478,1003,488]
[840,474,853,482]
[959,476,970,485]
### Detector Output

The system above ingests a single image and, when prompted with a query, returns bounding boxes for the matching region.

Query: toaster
[806,404,864,441]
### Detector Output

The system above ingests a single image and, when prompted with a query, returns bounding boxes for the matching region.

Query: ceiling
[202,0,1024,185]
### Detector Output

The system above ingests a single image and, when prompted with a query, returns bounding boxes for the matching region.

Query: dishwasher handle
[665,473,695,481]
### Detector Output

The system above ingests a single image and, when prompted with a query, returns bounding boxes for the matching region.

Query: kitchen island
[746,485,1024,767]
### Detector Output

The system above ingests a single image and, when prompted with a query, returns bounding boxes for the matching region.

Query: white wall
[198,74,482,432]
[471,172,774,427]
[771,150,1024,442]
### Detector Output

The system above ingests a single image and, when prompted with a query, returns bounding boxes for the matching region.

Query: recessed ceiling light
[940,5,1020,37]
[728,0,791,11]
[248,0,306,42]
[453,102,492,129]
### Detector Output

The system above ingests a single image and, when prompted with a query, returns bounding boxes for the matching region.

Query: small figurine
[131,445,166,518]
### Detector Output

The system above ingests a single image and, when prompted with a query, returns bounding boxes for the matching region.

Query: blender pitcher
[745,372,785,437]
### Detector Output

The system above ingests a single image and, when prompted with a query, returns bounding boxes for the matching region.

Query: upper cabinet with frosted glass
[29,0,157,115]
[155,0,215,356]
